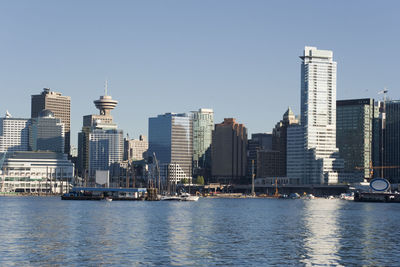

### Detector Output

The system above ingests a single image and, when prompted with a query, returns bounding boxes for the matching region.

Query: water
[1,197,399,266]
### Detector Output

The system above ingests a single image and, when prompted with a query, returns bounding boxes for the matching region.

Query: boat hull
[354,192,400,203]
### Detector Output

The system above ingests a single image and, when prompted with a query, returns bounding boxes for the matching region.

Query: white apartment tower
[300,46,343,184]
[0,111,30,154]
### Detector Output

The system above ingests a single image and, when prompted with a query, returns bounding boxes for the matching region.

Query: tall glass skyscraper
[383,100,400,183]
[300,46,343,184]
[191,108,213,169]
[89,129,124,178]
[148,113,193,183]
[336,98,375,182]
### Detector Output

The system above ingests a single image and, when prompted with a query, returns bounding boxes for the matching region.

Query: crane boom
[153,152,161,192]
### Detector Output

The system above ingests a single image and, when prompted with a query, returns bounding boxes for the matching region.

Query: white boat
[105,197,113,202]
[302,194,315,200]
[340,193,354,201]
[160,193,199,201]
[180,192,199,201]
[160,195,182,201]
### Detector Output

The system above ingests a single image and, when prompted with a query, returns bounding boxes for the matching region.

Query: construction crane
[152,152,161,193]
[355,161,400,180]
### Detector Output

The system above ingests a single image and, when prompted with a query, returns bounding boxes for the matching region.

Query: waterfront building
[211,118,247,184]
[336,98,376,182]
[191,109,214,169]
[0,111,30,154]
[124,135,148,161]
[148,113,193,184]
[29,109,65,153]
[31,88,71,154]
[383,100,400,183]
[0,151,74,193]
[300,46,343,184]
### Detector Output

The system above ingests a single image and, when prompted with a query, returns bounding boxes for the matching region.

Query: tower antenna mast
[104,79,108,96]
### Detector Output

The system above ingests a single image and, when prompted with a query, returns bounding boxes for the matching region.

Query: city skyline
[1,1,399,147]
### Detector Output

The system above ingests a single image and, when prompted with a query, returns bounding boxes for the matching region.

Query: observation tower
[94,80,118,116]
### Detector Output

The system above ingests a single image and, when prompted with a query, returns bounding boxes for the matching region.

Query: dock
[354,192,400,203]
[61,187,147,201]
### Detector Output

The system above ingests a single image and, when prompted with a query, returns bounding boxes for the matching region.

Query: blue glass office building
[384,100,400,183]
[148,113,193,183]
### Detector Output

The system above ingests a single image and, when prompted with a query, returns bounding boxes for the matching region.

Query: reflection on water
[1,197,400,266]
[301,200,342,265]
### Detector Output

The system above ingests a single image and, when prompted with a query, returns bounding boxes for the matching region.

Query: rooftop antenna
[104,79,108,96]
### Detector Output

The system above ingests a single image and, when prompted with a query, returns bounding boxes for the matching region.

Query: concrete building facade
[211,118,247,184]
[29,110,65,153]
[247,133,272,178]
[31,88,71,155]
[124,135,148,161]
[271,107,299,177]
[300,46,343,184]
[0,111,30,154]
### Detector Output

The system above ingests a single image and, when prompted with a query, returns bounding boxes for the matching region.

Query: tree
[180,178,188,184]
[196,176,204,185]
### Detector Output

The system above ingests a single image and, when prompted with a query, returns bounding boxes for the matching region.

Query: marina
[61,187,147,201]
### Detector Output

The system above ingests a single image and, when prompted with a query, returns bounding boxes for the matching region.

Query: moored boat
[180,192,199,201]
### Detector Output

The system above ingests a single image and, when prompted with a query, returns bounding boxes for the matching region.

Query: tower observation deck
[93,81,118,116]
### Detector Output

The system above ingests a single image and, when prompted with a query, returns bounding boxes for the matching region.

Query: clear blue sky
[1,0,399,146]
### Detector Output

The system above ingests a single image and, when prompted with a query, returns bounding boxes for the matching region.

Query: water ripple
[1,197,399,266]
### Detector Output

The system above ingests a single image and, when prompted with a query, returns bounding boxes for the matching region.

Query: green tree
[196,176,204,185]
[180,178,188,184]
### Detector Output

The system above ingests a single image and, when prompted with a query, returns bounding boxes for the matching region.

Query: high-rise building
[336,98,376,182]
[300,46,343,184]
[29,109,65,153]
[372,101,383,175]
[89,129,124,178]
[31,88,71,154]
[77,84,123,182]
[148,113,193,184]
[247,133,272,178]
[124,135,148,161]
[271,107,299,177]
[211,118,247,184]
[0,111,30,154]
[383,100,400,183]
[191,108,214,172]
[286,124,304,184]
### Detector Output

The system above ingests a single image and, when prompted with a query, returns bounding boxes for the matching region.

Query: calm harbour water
[0,197,399,266]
